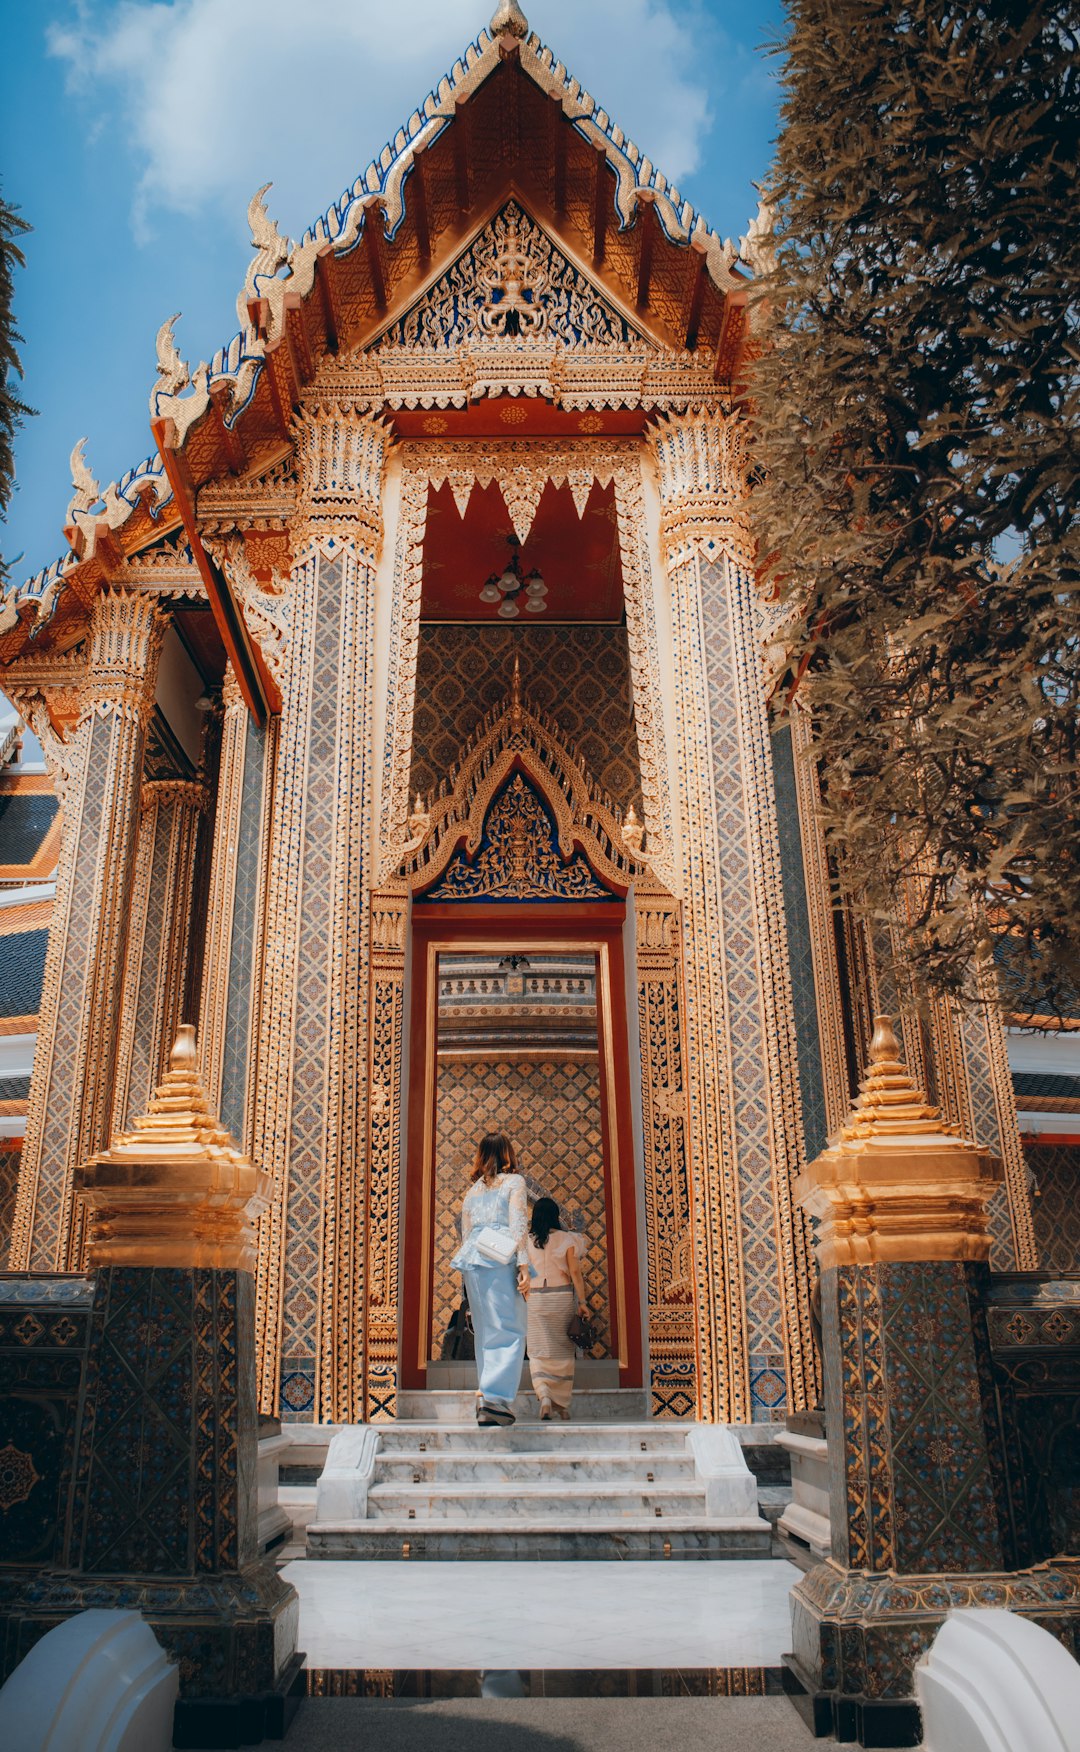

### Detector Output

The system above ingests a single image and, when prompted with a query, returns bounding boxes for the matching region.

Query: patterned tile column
[789,1016,1079,1744]
[252,410,388,1421]
[9,590,165,1272]
[113,777,207,1132]
[197,668,276,1144]
[647,411,815,1423]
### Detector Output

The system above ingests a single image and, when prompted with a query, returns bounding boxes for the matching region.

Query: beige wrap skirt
[527,1284,577,1408]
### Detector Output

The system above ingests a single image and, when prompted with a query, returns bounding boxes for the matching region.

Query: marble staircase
[305,1397,772,1559]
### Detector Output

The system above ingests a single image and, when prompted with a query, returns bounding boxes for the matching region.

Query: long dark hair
[530,1196,562,1248]
[471,1131,517,1182]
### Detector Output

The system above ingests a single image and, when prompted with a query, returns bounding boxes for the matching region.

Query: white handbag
[473,1225,517,1266]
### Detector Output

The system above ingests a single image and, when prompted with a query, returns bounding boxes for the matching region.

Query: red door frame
[402,901,644,1390]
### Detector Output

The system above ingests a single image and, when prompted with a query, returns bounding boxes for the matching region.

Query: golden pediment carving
[400,660,651,900]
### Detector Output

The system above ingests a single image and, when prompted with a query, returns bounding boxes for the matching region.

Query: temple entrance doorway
[401,904,645,1394]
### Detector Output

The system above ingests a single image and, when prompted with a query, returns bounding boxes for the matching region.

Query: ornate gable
[361,201,716,413]
[383,202,643,353]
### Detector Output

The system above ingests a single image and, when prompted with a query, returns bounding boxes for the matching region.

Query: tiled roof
[0,793,59,866]
[0,929,48,1018]
[1013,1072,1080,1102]
[0,1075,30,1103]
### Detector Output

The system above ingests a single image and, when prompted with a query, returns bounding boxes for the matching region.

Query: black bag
[566,1310,599,1353]
[440,1298,475,1362]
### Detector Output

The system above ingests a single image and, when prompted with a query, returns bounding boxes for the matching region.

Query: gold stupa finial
[841,1012,946,1142]
[75,1026,270,1270]
[491,1,528,48]
[510,651,522,712]
[793,1012,1001,1267]
[170,1021,198,1073]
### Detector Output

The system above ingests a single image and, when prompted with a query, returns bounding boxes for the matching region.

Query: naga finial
[510,651,522,710]
[490,1,528,48]
[67,438,100,521]
[154,313,190,396]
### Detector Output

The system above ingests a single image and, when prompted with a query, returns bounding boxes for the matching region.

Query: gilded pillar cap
[794,1016,1002,1268]
[76,1025,271,1271]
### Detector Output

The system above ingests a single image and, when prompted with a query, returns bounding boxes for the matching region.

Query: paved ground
[212,1696,868,1750]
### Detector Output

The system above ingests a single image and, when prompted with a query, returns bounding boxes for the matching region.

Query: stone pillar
[251,409,388,1421]
[197,668,276,1144]
[788,1015,1079,1745]
[61,1027,296,1739]
[113,777,206,1133]
[647,410,815,1423]
[9,590,165,1272]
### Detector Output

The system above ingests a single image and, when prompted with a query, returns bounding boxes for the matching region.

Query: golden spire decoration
[76,1025,270,1270]
[491,2,528,49]
[840,1014,954,1142]
[794,1015,1001,1268]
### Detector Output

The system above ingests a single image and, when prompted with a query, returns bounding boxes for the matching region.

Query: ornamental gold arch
[400,660,651,898]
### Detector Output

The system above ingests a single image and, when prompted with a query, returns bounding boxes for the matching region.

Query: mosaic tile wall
[771,724,830,1163]
[1025,1143,1080,1272]
[72,1267,257,1578]
[219,720,267,1146]
[431,1057,611,1359]
[25,714,108,1268]
[823,1259,1004,1576]
[700,557,795,1420]
[0,1146,18,1262]
[409,623,641,817]
[0,1275,93,1577]
[281,554,349,1401]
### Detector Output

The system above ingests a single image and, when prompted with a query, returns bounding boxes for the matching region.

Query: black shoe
[477,1401,515,1426]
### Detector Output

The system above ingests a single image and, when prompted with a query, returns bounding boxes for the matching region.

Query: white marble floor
[281,1558,800,1670]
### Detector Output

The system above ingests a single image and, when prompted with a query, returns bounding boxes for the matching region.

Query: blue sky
[1,0,784,583]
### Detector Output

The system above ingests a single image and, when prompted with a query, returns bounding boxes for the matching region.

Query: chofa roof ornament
[491,2,528,49]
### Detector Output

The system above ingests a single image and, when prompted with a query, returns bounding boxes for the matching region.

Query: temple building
[1,0,1076,1443]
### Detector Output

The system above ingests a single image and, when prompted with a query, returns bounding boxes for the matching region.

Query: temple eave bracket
[151,417,281,725]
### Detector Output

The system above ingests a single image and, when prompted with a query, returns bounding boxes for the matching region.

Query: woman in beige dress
[526,1197,588,1421]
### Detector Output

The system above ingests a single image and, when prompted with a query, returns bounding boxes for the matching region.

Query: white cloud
[48,0,715,244]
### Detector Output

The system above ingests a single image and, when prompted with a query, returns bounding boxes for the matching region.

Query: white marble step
[306,1420,771,1559]
[377,1449,696,1483]
[367,1481,709,1520]
[374,1421,691,1454]
[307,1518,772,1559]
[396,1388,651,1423]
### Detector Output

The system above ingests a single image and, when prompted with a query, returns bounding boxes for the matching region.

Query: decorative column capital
[76,1024,271,1270]
[84,589,166,724]
[140,777,209,815]
[795,1015,1002,1268]
[645,407,754,570]
[293,406,392,555]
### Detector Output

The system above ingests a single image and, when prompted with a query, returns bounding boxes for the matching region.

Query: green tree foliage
[749,1,1080,1017]
[0,192,33,579]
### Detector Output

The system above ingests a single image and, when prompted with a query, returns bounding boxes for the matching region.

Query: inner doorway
[429,948,614,1379]
[402,904,644,1392]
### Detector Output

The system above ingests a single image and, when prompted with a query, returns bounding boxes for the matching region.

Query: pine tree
[749,0,1080,1016]
[0,191,33,579]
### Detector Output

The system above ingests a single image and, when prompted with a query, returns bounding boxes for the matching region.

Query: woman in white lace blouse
[450,1132,530,1426]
